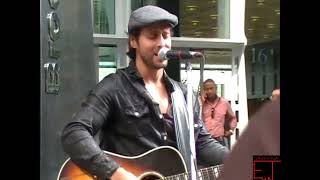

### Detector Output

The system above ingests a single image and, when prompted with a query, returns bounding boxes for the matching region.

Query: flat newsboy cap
[128,5,178,33]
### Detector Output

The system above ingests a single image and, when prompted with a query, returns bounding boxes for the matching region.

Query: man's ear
[130,36,138,48]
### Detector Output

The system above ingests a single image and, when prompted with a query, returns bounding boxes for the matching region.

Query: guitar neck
[164,164,224,180]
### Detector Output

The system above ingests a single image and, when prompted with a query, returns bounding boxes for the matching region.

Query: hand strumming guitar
[111,167,138,180]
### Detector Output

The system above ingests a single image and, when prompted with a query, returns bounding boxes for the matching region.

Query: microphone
[159,47,203,60]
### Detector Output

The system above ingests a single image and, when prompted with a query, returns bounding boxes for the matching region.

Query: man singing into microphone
[61,5,229,180]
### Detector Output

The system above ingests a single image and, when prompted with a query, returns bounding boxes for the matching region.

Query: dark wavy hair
[126,28,142,60]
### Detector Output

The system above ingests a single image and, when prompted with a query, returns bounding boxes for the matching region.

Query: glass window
[245,0,280,45]
[93,0,115,34]
[98,47,117,81]
[245,0,280,100]
[262,74,266,95]
[130,0,230,38]
[273,73,278,89]
[180,0,230,38]
[251,75,255,95]
[179,48,232,96]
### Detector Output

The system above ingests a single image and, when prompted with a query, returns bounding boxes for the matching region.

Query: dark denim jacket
[61,61,229,179]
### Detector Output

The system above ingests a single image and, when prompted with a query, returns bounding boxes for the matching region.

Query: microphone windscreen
[159,47,170,60]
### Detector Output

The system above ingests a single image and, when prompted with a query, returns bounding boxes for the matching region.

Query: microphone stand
[185,59,198,180]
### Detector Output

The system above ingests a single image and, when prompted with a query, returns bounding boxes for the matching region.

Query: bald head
[203,79,217,101]
[271,89,280,101]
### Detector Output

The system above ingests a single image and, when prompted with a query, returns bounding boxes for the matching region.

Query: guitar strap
[169,79,193,173]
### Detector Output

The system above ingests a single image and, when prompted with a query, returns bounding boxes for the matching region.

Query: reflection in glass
[130,0,230,38]
[93,0,115,34]
[99,47,117,81]
[245,0,280,45]
[180,0,230,38]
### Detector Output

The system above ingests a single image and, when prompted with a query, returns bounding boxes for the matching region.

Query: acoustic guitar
[57,146,223,180]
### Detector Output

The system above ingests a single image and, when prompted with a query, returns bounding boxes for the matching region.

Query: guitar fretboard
[164,164,224,180]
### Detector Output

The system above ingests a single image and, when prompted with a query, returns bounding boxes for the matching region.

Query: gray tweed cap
[128,5,178,33]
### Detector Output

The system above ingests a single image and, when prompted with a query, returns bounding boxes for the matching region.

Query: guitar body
[57,146,188,180]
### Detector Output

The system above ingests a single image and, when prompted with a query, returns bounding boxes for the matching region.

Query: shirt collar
[126,60,174,93]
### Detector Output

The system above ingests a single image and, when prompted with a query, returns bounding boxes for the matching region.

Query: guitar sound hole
[140,175,161,180]
[139,171,163,180]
